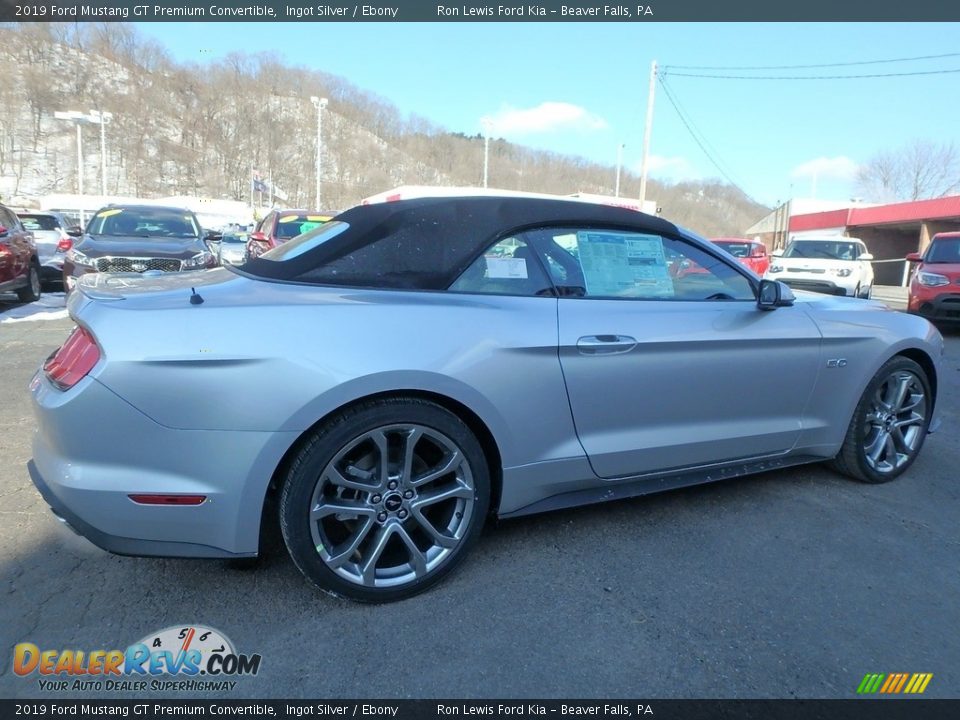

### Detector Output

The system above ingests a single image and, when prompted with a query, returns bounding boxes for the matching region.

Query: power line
[662,51,960,72]
[656,74,749,196]
[663,67,960,80]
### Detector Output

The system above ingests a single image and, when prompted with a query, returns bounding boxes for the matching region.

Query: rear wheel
[280,398,490,602]
[829,356,931,483]
[16,262,41,303]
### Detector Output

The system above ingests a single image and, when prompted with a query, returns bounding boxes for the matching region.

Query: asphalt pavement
[1,289,957,700]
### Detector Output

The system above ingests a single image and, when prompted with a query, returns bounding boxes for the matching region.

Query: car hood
[790,289,889,311]
[77,235,206,259]
[776,256,859,268]
[919,262,960,277]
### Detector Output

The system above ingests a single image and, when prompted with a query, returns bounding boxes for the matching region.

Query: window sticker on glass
[485,257,529,279]
[576,231,673,297]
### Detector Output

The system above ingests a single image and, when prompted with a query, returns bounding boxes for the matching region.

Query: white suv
[766,236,874,298]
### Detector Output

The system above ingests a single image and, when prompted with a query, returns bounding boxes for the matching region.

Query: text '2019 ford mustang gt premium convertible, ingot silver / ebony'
[28,196,943,602]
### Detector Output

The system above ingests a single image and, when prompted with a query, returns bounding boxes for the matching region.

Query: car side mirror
[860,253,874,261]
[66,226,83,238]
[905,252,922,263]
[771,248,784,257]
[758,279,795,310]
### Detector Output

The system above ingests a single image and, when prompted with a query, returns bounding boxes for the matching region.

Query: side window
[523,227,754,301]
[448,237,554,297]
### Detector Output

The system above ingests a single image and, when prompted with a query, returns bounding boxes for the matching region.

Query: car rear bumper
[29,370,297,558]
[27,460,252,559]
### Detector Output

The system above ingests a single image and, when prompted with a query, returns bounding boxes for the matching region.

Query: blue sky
[136,22,960,206]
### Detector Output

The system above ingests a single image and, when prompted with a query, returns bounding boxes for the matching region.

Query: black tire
[16,262,41,303]
[279,398,490,602]
[829,356,932,483]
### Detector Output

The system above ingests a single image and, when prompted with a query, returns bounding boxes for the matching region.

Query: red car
[906,231,960,323]
[0,202,41,303]
[711,238,770,276]
[246,210,333,259]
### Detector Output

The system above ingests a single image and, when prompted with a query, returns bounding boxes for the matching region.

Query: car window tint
[523,227,754,301]
[448,237,554,297]
[20,215,60,231]
[926,237,960,263]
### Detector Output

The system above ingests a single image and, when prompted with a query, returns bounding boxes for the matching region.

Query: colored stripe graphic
[857,672,932,694]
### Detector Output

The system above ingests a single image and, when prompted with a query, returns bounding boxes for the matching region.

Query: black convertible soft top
[242,195,681,291]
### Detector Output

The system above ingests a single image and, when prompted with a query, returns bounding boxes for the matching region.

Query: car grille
[785,267,826,274]
[95,257,183,273]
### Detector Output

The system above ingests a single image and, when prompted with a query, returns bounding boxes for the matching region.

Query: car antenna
[190,287,204,305]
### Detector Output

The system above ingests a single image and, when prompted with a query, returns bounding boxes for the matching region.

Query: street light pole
[615,143,625,197]
[89,110,112,197]
[310,96,328,210]
[55,110,98,226]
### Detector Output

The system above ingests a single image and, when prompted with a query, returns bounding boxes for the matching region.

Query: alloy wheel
[862,369,927,474]
[308,424,475,588]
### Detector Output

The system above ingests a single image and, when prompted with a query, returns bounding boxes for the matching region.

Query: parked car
[0,202,41,302]
[711,237,770,276]
[246,210,333,259]
[17,210,77,287]
[906,231,960,323]
[766,235,874,298]
[29,196,942,602]
[218,231,249,265]
[62,204,217,292]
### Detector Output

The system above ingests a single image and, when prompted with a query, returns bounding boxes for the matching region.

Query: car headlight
[66,249,94,266]
[831,267,853,277]
[768,264,783,274]
[182,251,214,269]
[917,271,950,287]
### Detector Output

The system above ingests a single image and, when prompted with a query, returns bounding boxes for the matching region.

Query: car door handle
[576,335,638,355]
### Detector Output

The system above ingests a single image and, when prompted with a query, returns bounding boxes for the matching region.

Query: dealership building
[747,195,960,286]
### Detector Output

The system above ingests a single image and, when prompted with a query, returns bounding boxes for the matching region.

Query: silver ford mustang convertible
[29,196,943,601]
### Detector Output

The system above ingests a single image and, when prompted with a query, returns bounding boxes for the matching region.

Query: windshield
[925,237,960,263]
[261,221,350,261]
[714,241,751,258]
[783,240,859,261]
[276,214,332,239]
[85,207,201,238]
[19,214,62,231]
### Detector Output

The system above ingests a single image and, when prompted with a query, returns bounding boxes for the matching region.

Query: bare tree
[857,140,960,202]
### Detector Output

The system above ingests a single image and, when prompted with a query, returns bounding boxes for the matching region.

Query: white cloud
[638,155,701,181]
[790,156,859,181]
[484,102,608,135]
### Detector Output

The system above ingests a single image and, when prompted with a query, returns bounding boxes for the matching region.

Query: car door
[0,206,28,287]
[525,226,823,480]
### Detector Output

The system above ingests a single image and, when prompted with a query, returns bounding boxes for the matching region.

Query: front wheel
[829,356,931,483]
[279,398,490,602]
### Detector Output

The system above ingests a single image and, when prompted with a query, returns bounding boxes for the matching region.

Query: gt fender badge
[827,358,848,368]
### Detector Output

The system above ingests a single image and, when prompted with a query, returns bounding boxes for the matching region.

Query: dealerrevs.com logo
[14,625,262,692]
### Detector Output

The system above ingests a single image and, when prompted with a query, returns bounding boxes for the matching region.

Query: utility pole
[615,143,625,197]
[481,117,493,188]
[638,60,657,208]
[310,96,328,209]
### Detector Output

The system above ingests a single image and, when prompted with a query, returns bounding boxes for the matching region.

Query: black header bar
[2,700,960,720]
[2,0,960,22]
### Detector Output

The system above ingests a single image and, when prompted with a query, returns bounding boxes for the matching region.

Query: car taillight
[43,326,100,390]
[57,236,73,252]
